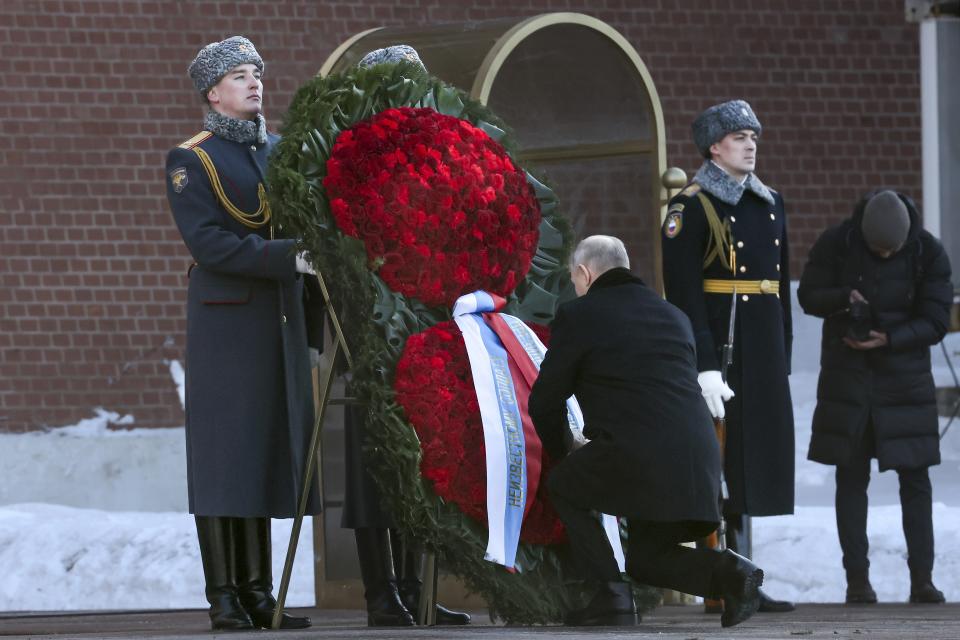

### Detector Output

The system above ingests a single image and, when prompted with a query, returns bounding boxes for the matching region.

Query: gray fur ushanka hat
[188,36,264,96]
[692,99,762,158]
[357,45,425,71]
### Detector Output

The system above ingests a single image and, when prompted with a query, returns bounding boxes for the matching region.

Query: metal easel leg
[314,271,353,370]
[417,551,438,626]
[272,338,340,630]
[273,270,356,628]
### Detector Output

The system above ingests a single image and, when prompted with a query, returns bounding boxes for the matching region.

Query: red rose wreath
[269,63,629,623]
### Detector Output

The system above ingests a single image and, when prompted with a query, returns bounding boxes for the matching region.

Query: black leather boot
[909,571,945,604]
[234,518,311,629]
[726,514,794,613]
[845,568,877,604]
[195,516,254,631]
[710,549,763,628]
[392,531,471,625]
[355,528,415,626]
[564,581,638,627]
[397,578,472,625]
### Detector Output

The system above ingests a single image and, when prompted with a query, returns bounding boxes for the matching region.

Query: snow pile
[0,410,187,512]
[756,504,960,602]
[0,504,314,611]
[168,360,186,410]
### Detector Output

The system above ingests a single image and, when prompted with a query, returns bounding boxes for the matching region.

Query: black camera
[846,299,873,342]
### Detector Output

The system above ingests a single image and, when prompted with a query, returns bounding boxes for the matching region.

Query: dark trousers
[550,475,721,597]
[835,423,934,574]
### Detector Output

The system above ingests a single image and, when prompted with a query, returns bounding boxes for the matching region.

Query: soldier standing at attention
[661,100,796,613]
[342,45,472,628]
[165,36,321,631]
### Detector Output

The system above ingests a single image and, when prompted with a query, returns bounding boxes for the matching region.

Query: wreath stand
[271,270,439,629]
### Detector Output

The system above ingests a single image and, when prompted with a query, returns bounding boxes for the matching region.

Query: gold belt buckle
[759,279,774,294]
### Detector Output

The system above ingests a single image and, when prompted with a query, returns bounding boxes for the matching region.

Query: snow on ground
[0,503,315,611]
[4,297,960,610]
[0,409,188,512]
[755,504,960,603]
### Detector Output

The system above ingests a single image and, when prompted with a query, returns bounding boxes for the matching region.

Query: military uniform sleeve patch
[170,167,189,193]
[664,211,683,238]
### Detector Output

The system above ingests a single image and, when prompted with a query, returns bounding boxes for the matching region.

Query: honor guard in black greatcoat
[339,45,471,628]
[661,100,796,613]
[165,36,322,631]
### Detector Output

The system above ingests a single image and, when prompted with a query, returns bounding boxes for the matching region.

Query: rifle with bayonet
[702,249,737,613]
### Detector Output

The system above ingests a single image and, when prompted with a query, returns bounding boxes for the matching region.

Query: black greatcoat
[661,182,794,516]
[798,193,951,471]
[165,130,322,518]
[528,269,721,535]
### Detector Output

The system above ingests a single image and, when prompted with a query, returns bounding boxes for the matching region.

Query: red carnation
[324,107,541,307]
[394,320,564,545]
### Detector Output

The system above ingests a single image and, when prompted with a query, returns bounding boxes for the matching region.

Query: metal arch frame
[472,15,667,186]
[470,12,671,291]
[318,28,384,78]
[317,13,668,186]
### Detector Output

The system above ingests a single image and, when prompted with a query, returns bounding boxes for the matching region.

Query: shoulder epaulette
[178,131,213,149]
[680,183,702,197]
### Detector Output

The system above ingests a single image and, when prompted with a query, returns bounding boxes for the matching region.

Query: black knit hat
[861,190,910,253]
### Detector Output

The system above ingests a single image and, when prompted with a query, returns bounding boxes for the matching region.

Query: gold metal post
[272,304,344,629]
[314,271,354,371]
[417,551,439,626]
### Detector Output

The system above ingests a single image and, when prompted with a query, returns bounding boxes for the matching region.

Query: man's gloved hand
[295,251,316,275]
[697,370,735,419]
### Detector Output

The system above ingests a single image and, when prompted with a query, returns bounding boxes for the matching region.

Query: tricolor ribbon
[453,291,625,572]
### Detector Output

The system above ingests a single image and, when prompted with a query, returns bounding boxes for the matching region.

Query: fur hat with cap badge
[188,36,264,98]
[692,99,762,158]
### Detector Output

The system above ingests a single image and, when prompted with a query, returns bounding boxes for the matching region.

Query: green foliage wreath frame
[268,61,656,623]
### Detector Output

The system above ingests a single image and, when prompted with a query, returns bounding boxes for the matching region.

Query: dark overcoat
[528,268,721,537]
[165,129,322,517]
[798,193,951,471]
[661,182,794,516]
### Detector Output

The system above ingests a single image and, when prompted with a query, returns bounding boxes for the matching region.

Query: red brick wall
[0,0,921,431]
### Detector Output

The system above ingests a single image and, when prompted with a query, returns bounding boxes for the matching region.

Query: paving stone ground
[2,603,959,640]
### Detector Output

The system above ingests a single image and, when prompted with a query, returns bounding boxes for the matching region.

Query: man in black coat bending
[529,235,765,628]
[799,190,951,604]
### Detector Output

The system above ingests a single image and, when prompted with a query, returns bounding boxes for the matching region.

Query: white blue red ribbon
[453,291,526,567]
[453,291,625,572]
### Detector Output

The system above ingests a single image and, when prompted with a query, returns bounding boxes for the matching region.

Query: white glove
[295,251,316,275]
[697,370,735,419]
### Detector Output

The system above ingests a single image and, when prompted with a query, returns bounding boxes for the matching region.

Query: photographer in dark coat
[529,235,766,629]
[798,190,951,604]
[165,36,321,631]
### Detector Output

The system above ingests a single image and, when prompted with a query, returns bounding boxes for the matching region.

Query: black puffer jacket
[798,192,952,470]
